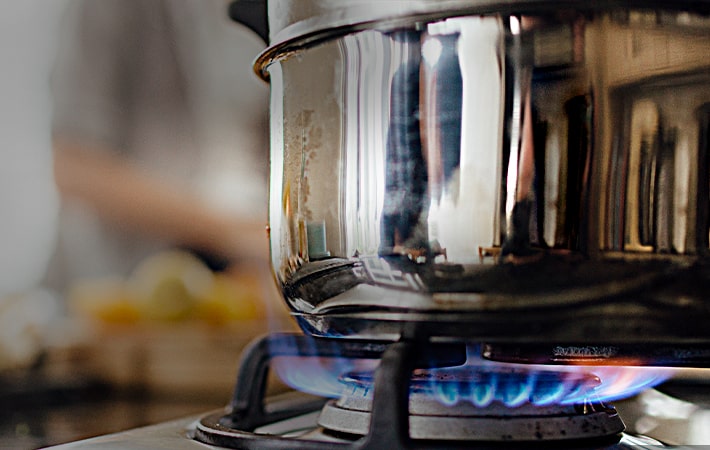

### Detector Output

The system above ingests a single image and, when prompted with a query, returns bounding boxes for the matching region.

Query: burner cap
[341,366,601,408]
[317,367,624,441]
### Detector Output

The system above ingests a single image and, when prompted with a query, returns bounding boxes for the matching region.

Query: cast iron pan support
[220,332,465,440]
[195,332,634,449]
[359,340,418,449]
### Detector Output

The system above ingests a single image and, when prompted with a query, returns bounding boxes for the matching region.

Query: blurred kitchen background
[0,1,291,448]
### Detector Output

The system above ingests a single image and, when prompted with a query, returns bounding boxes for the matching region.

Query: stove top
[45,333,710,449]
[42,401,686,450]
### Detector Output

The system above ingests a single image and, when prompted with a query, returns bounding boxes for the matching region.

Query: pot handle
[228,0,268,43]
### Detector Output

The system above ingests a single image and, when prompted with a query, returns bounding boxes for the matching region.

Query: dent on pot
[264,8,710,331]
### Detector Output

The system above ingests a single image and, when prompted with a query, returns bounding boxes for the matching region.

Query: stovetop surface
[43,388,710,449]
[43,414,208,450]
[36,333,710,449]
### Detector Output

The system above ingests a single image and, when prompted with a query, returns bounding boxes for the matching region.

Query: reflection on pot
[262,5,710,340]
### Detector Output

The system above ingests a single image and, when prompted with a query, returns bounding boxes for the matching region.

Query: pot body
[260,2,710,342]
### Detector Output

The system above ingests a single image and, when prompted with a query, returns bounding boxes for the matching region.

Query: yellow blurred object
[196,273,264,326]
[68,250,271,325]
[68,277,141,324]
[94,300,142,324]
[129,250,214,321]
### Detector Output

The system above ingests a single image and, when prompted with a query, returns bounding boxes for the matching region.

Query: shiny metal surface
[42,415,209,450]
[262,1,710,59]
[42,406,679,449]
[266,0,542,47]
[263,4,710,341]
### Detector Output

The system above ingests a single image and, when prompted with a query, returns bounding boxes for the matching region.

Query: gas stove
[47,2,710,445]
[46,333,710,449]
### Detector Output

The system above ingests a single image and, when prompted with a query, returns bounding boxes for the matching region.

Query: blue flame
[423,364,674,408]
[499,372,535,407]
[432,380,460,406]
[530,376,565,406]
[273,355,378,398]
[471,375,495,407]
[422,367,598,408]
[272,344,674,408]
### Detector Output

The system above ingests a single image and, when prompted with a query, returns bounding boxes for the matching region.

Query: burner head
[342,367,602,407]
[317,367,625,442]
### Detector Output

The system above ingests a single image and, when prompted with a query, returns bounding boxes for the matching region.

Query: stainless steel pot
[234,1,710,344]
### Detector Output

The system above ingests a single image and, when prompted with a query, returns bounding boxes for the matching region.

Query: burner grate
[194,333,625,449]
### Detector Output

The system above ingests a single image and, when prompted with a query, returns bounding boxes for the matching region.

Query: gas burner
[339,367,602,407]
[319,399,622,442]
[318,369,623,441]
[194,334,629,449]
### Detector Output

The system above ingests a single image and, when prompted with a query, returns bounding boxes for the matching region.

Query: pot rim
[254,0,710,80]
